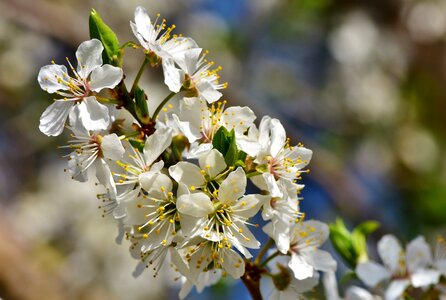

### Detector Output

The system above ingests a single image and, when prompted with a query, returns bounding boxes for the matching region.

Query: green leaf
[224,130,238,166]
[134,88,150,124]
[212,126,229,154]
[329,228,356,269]
[354,221,380,236]
[211,127,244,167]
[89,9,120,65]
[329,219,357,268]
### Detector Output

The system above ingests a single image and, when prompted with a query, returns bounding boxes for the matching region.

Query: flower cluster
[355,235,446,300]
[38,6,336,299]
[39,6,446,300]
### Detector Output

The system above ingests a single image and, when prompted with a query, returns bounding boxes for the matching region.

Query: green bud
[134,88,150,124]
[329,218,380,269]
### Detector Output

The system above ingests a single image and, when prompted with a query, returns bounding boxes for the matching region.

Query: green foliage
[89,9,121,66]
[329,218,379,269]
[134,88,150,124]
[212,127,246,167]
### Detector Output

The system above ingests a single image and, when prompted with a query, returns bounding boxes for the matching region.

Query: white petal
[218,167,246,205]
[257,116,272,149]
[411,268,440,287]
[174,48,201,74]
[292,220,330,247]
[289,273,320,294]
[67,152,88,182]
[133,6,154,44]
[179,97,205,128]
[150,160,164,173]
[38,64,69,93]
[377,234,404,274]
[250,174,268,191]
[77,96,110,131]
[89,64,123,92]
[186,142,213,159]
[406,235,433,272]
[221,248,245,279]
[230,221,260,249]
[198,149,226,178]
[232,194,269,219]
[305,249,337,272]
[178,278,194,300]
[162,59,184,92]
[121,190,145,226]
[170,248,191,281]
[101,134,125,160]
[139,173,172,198]
[263,221,291,254]
[76,39,103,79]
[236,134,261,157]
[356,261,391,287]
[196,79,222,104]
[269,118,286,157]
[172,114,201,143]
[288,253,314,280]
[286,146,313,169]
[161,37,199,56]
[68,105,89,137]
[143,127,172,165]
[169,162,205,187]
[177,192,213,218]
[345,286,375,300]
[384,279,410,300]
[263,173,283,198]
[323,271,341,300]
[39,100,74,136]
[96,159,116,197]
[221,106,256,134]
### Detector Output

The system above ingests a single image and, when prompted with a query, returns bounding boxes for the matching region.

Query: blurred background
[1,0,446,299]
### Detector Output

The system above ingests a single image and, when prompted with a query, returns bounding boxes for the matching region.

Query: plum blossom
[131,6,198,61]
[172,97,257,157]
[38,39,123,136]
[260,254,320,300]
[63,106,124,193]
[264,220,336,280]
[250,116,312,198]
[111,127,173,219]
[162,48,227,103]
[175,166,269,257]
[261,180,304,254]
[356,235,441,300]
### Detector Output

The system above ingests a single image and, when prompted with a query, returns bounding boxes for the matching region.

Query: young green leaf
[89,9,120,66]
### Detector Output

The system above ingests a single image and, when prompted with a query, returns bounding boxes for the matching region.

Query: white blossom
[265,220,336,280]
[131,6,198,61]
[63,106,124,194]
[163,48,227,103]
[260,254,320,300]
[173,97,257,157]
[250,116,312,198]
[175,165,269,257]
[262,180,304,254]
[356,235,441,300]
[38,39,123,136]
